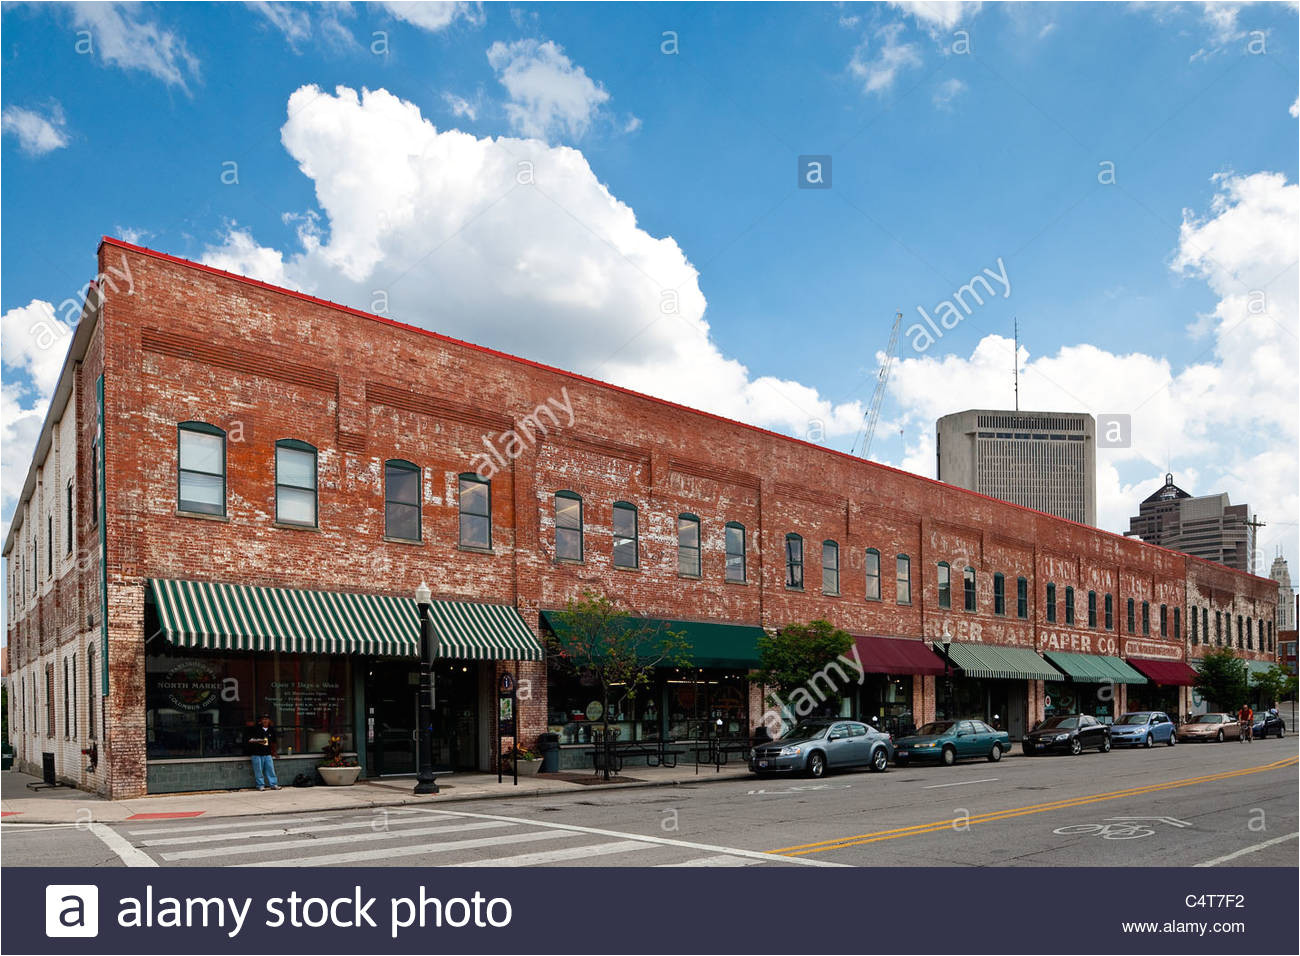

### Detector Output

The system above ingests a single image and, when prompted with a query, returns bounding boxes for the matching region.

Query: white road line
[658,854,765,867]
[129,815,333,836]
[0,822,86,830]
[242,828,574,867]
[89,823,158,867]
[446,840,648,867]
[142,813,439,847]
[922,777,1000,790]
[1194,832,1299,867]
[161,820,512,862]
[406,806,846,867]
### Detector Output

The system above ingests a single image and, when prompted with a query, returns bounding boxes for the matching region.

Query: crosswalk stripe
[242,828,575,867]
[445,840,649,867]
[142,813,439,847]
[89,823,158,868]
[658,854,765,867]
[161,820,513,862]
[128,815,333,836]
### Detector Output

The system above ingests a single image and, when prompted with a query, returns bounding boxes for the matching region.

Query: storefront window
[146,646,353,758]
[1044,681,1114,721]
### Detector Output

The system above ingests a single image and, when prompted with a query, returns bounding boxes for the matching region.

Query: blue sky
[3,1,1298,593]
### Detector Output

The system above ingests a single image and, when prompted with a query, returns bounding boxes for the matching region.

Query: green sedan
[894,719,1012,767]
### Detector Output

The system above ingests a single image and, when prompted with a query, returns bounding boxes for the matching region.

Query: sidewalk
[1,761,752,824]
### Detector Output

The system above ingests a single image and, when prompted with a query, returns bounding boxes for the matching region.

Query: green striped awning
[1042,652,1147,685]
[940,641,1062,681]
[147,579,543,661]
[541,611,763,668]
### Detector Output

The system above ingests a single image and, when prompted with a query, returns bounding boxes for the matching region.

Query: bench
[585,738,687,774]
[704,738,755,766]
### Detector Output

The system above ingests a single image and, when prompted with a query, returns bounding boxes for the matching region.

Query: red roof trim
[95,236,1276,588]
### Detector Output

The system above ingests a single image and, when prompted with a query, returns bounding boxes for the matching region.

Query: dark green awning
[941,641,1062,681]
[540,611,762,668]
[1043,652,1147,685]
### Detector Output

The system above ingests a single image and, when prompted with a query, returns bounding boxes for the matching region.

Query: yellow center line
[772,756,1298,857]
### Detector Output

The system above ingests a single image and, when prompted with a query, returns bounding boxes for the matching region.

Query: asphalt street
[3,734,1296,868]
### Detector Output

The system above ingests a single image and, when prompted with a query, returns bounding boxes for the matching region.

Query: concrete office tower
[935,410,1096,525]
[1270,555,1295,630]
[1125,473,1254,573]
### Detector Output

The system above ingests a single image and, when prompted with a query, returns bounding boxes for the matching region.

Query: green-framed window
[1046,583,1057,623]
[384,459,421,541]
[555,491,583,561]
[963,567,976,612]
[896,554,911,605]
[993,573,1006,616]
[724,522,746,582]
[459,474,492,549]
[1016,577,1028,619]
[1105,593,1114,630]
[1159,603,1168,638]
[1064,586,1075,625]
[865,549,881,601]
[678,513,701,577]
[1142,601,1150,636]
[785,533,804,590]
[1087,590,1097,628]
[178,422,226,516]
[275,439,318,527]
[822,540,839,595]
[613,501,638,569]
[937,562,951,609]
[1175,608,1181,642]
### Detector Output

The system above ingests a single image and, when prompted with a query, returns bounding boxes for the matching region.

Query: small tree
[543,591,691,780]
[1251,664,1298,710]
[751,619,854,735]
[1193,647,1248,712]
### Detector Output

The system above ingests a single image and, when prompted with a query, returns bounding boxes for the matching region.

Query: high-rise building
[1270,555,1295,631]
[1125,473,1254,573]
[935,409,1096,525]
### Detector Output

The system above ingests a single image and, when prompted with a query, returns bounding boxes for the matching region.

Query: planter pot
[516,760,542,777]
[317,765,361,787]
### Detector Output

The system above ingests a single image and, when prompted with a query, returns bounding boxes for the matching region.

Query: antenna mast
[1013,317,1019,412]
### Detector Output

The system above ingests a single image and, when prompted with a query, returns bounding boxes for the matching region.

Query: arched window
[1174,607,1181,641]
[678,514,701,577]
[724,522,745,582]
[1046,583,1057,623]
[178,422,226,515]
[963,567,976,612]
[613,502,638,569]
[1087,591,1097,629]
[785,533,803,590]
[1142,601,1150,635]
[1237,615,1244,649]
[1215,610,1222,644]
[1064,587,1075,625]
[459,474,492,549]
[1203,608,1209,644]
[555,491,583,561]
[1128,598,1137,634]
[936,562,951,609]
[822,540,840,596]
[993,573,1006,616]
[384,459,421,541]
[1016,577,1028,619]
[1159,604,1168,638]
[275,439,318,527]
[896,554,911,605]
[865,549,881,601]
[1190,606,1198,644]
[1246,617,1253,650]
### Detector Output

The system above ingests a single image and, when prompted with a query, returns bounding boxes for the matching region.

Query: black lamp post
[941,638,953,721]
[414,582,439,795]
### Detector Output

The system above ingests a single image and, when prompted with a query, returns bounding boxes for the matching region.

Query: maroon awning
[1127,657,1198,686]
[854,635,947,676]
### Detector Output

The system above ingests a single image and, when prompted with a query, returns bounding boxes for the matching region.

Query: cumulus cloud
[932,77,966,110]
[849,22,923,95]
[68,2,200,90]
[1,104,70,156]
[1290,96,1298,118]
[888,1,982,31]
[885,171,1298,552]
[487,38,611,141]
[381,1,482,32]
[201,84,864,443]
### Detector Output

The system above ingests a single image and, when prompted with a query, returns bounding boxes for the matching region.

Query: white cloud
[248,1,312,45]
[888,1,982,31]
[884,171,1298,553]
[487,39,611,141]
[1290,96,1298,118]
[849,22,923,95]
[114,225,152,246]
[201,85,864,445]
[248,2,358,52]
[1,104,70,156]
[932,77,966,109]
[442,92,478,121]
[381,1,482,32]
[68,2,200,90]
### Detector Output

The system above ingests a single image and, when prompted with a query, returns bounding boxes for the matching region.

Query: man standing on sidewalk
[1236,703,1254,743]
[248,714,283,789]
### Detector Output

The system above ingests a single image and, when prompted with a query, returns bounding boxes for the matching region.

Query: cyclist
[1236,703,1254,743]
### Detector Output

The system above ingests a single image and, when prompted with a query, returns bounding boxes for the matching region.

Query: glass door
[367,662,418,776]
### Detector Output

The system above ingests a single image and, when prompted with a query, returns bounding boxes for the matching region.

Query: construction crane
[851,311,902,459]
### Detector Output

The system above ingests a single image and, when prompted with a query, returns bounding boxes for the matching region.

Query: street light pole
[414,582,439,795]
[942,638,953,721]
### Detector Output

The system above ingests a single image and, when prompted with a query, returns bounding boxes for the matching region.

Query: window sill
[458,545,495,556]
[175,510,229,522]
[274,521,319,532]
[556,558,585,566]
[678,573,701,581]
[785,586,804,593]
[725,578,748,586]
[822,591,841,598]
[613,564,640,572]
[384,536,424,546]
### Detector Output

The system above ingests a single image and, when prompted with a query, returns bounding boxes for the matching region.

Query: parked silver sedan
[750,719,893,777]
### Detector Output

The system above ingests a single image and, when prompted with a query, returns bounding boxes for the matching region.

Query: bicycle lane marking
[771,755,1298,856]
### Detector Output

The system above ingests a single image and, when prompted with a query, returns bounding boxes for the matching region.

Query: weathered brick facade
[3,239,1280,797]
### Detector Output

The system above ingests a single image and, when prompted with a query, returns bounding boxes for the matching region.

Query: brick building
[3,239,1280,798]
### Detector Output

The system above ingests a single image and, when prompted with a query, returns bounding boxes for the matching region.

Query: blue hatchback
[1109,711,1177,748]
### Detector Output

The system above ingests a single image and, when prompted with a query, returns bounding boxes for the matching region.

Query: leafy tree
[751,619,854,732]
[1251,664,1298,709]
[543,591,691,780]
[1193,647,1248,712]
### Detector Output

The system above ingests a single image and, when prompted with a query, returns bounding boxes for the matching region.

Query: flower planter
[317,765,361,787]
[516,760,542,777]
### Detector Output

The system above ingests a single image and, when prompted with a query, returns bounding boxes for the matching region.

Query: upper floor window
[384,459,421,541]
[1046,583,1057,623]
[1016,577,1028,619]
[1087,590,1097,629]
[1064,586,1075,625]
[178,422,226,516]
[963,567,977,612]
[459,474,492,550]
[785,534,804,590]
[1128,598,1137,635]
[1215,610,1222,643]
[613,502,638,569]
[1246,617,1253,650]
[865,549,881,601]
[678,514,701,577]
[1159,603,1168,638]
[1105,593,1114,631]
[993,573,1006,616]
[896,554,911,605]
[275,440,318,527]
[65,480,74,554]
[1174,607,1181,642]
[1190,605,1199,644]
[724,522,746,582]
[822,540,840,595]
[87,647,97,740]
[937,562,951,609]
[91,436,100,527]
[1142,601,1150,636]
[555,492,583,562]
[1204,608,1210,644]
[46,516,53,576]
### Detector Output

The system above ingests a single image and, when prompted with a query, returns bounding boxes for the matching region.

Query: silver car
[750,719,893,777]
